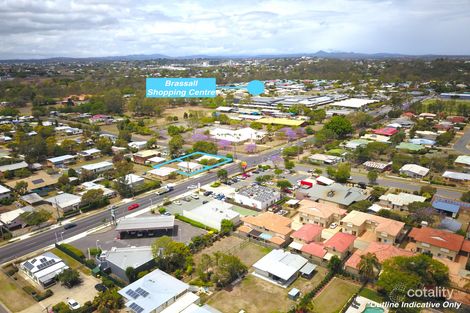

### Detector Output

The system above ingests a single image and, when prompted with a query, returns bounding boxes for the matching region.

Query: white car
[187,185,198,189]
[173,200,182,206]
[191,194,199,199]
[330,223,338,229]
[67,298,81,310]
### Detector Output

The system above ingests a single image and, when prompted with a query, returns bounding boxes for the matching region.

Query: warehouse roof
[116,216,175,231]
[104,246,153,271]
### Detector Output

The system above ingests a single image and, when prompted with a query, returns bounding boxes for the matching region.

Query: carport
[116,216,175,239]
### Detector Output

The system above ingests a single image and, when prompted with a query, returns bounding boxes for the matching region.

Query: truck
[155,184,175,195]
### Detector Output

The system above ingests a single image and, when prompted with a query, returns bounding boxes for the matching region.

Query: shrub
[59,243,85,260]
[158,207,167,214]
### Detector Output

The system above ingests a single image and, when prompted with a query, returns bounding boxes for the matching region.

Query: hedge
[58,243,85,260]
[175,214,217,232]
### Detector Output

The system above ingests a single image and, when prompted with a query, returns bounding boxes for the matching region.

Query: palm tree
[358,252,380,283]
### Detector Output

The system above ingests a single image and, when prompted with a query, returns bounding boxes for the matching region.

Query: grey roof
[46,154,76,164]
[20,193,44,204]
[0,161,28,172]
[118,269,189,313]
[116,216,175,232]
[438,217,462,233]
[253,249,308,282]
[306,183,367,206]
[104,246,154,271]
[237,185,280,202]
[299,262,317,275]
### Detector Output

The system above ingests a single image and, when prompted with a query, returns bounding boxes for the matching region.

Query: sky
[1,0,470,59]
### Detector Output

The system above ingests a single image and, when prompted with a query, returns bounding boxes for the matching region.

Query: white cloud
[0,0,469,59]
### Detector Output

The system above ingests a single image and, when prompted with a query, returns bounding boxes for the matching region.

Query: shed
[288,288,300,300]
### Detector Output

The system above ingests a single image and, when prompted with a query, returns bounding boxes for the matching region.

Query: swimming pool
[362,306,384,313]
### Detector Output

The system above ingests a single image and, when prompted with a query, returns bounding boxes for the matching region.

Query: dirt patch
[0,270,36,312]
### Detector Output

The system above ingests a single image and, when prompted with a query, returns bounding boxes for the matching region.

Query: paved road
[454,126,470,154]
[0,162,242,265]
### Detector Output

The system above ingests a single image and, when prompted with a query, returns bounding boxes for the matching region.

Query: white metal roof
[46,154,76,163]
[442,171,470,181]
[0,184,11,194]
[252,249,308,281]
[149,167,179,176]
[116,216,175,231]
[104,246,154,271]
[379,192,426,206]
[400,164,429,176]
[81,161,113,171]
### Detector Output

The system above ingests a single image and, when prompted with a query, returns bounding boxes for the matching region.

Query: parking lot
[71,211,207,254]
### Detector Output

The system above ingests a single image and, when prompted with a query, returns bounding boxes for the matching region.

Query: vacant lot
[313,278,360,313]
[207,264,328,313]
[0,270,36,312]
[194,236,270,267]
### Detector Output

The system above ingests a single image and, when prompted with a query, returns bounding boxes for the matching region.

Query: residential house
[301,232,356,263]
[239,212,293,247]
[0,184,11,200]
[46,155,77,168]
[431,197,470,218]
[296,199,347,228]
[234,185,281,210]
[0,161,29,174]
[177,161,203,174]
[309,153,342,165]
[5,172,58,195]
[362,161,392,172]
[20,252,69,287]
[379,192,426,211]
[148,167,179,180]
[372,127,399,136]
[78,148,101,160]
[132,150,159,165]
[289,224,323,251]
[301,183,368,209]
[360,134,390,143]
[0,205,34,230]
[408,227,470,261]
[122,174,145,189]
[396,142,425,152]
[252,249,309,287]
[81,161,114,174]
[98,246,155,282]
[128,141,147,150]
[343,139,370,150]
[340,210,405,245]
[209,127,266,144]
[344,242,414,276]
[79,181,116,198]
[118,269,213,313]
[46,193,82,213]
[442,171,470,185]
[399,164,430,178]
[455,155,470,168]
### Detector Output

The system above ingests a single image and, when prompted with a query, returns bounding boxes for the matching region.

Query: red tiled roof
[372,127,399,136]
[301,242,326,258]
[461,240,470,253]
[408,227,465,252]
[291,224,323,243]
[345,242,414,270]
[324,232,356,253]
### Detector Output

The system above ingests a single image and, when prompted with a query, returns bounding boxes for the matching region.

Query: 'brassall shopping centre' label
[146,78,216,98]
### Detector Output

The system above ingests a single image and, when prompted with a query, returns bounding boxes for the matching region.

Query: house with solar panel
[20,252,69,288]
[118,269,220,313]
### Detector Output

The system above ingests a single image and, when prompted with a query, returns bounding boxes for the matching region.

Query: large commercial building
[234,185,281,210]
[182,200,240,231]
[116,216,175,238]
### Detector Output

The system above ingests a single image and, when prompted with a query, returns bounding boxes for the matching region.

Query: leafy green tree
[390,131,406,145]
[327,255,342,274]
[125,267,137,283]
[358,252,380,282]
[461,191,470,203]
[193,141,217,154]
[57,268,81,288]
[277,179,293,189]
[96,136,113,155]
[14,181,28,195]
[81,189,105,209]
[151,236,192,273]
[20,209,52,226]
[367,170,378,184]
[169,134,184,157]
[436,131,454,146]
[217,169,228,182]
[220,219,234,236]
[52,302,71,313]
[348,200,372,212]
[92,287,123,311]
[324,116,353,138]
[103,89,124,114]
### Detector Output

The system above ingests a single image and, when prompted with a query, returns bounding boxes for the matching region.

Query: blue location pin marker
[247,80,265,96]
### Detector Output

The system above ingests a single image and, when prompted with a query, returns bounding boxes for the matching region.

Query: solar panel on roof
[125,289,139,299]
[40,258,47,263]
[23,262,34,270]
[32,179,44,185]
[129,303,144,313]
[135,287,149,297]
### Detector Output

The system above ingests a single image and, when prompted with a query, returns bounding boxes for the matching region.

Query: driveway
[19,273,100,313]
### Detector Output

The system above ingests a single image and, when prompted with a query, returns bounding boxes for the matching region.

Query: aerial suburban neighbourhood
[0,1,470,313]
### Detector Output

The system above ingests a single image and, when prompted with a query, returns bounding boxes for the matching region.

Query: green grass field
[313,278,360,313]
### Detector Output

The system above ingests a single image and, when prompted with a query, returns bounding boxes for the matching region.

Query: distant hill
[1,50,468,63]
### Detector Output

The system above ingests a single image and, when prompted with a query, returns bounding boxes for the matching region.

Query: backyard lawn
[0,270,36,312]
[50,248,91,275]
[312,278,361,313]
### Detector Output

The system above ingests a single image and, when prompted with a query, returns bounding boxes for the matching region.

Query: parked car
[252,170,260,174]
[330,223,338,229]
[94,284,107,292]
[173,200,182,206]
[67,299,81,310]
[191,194,199,199]
[187,185,198,189]
[357,182,367,189]
[163,212,172,216]
[202,200,209,204]
[63,223,77,230]
[127,203,140,211]
[183,196,192,202]
[203,191,213,196]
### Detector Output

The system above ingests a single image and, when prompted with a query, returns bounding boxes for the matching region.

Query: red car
[127,203,140,211]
